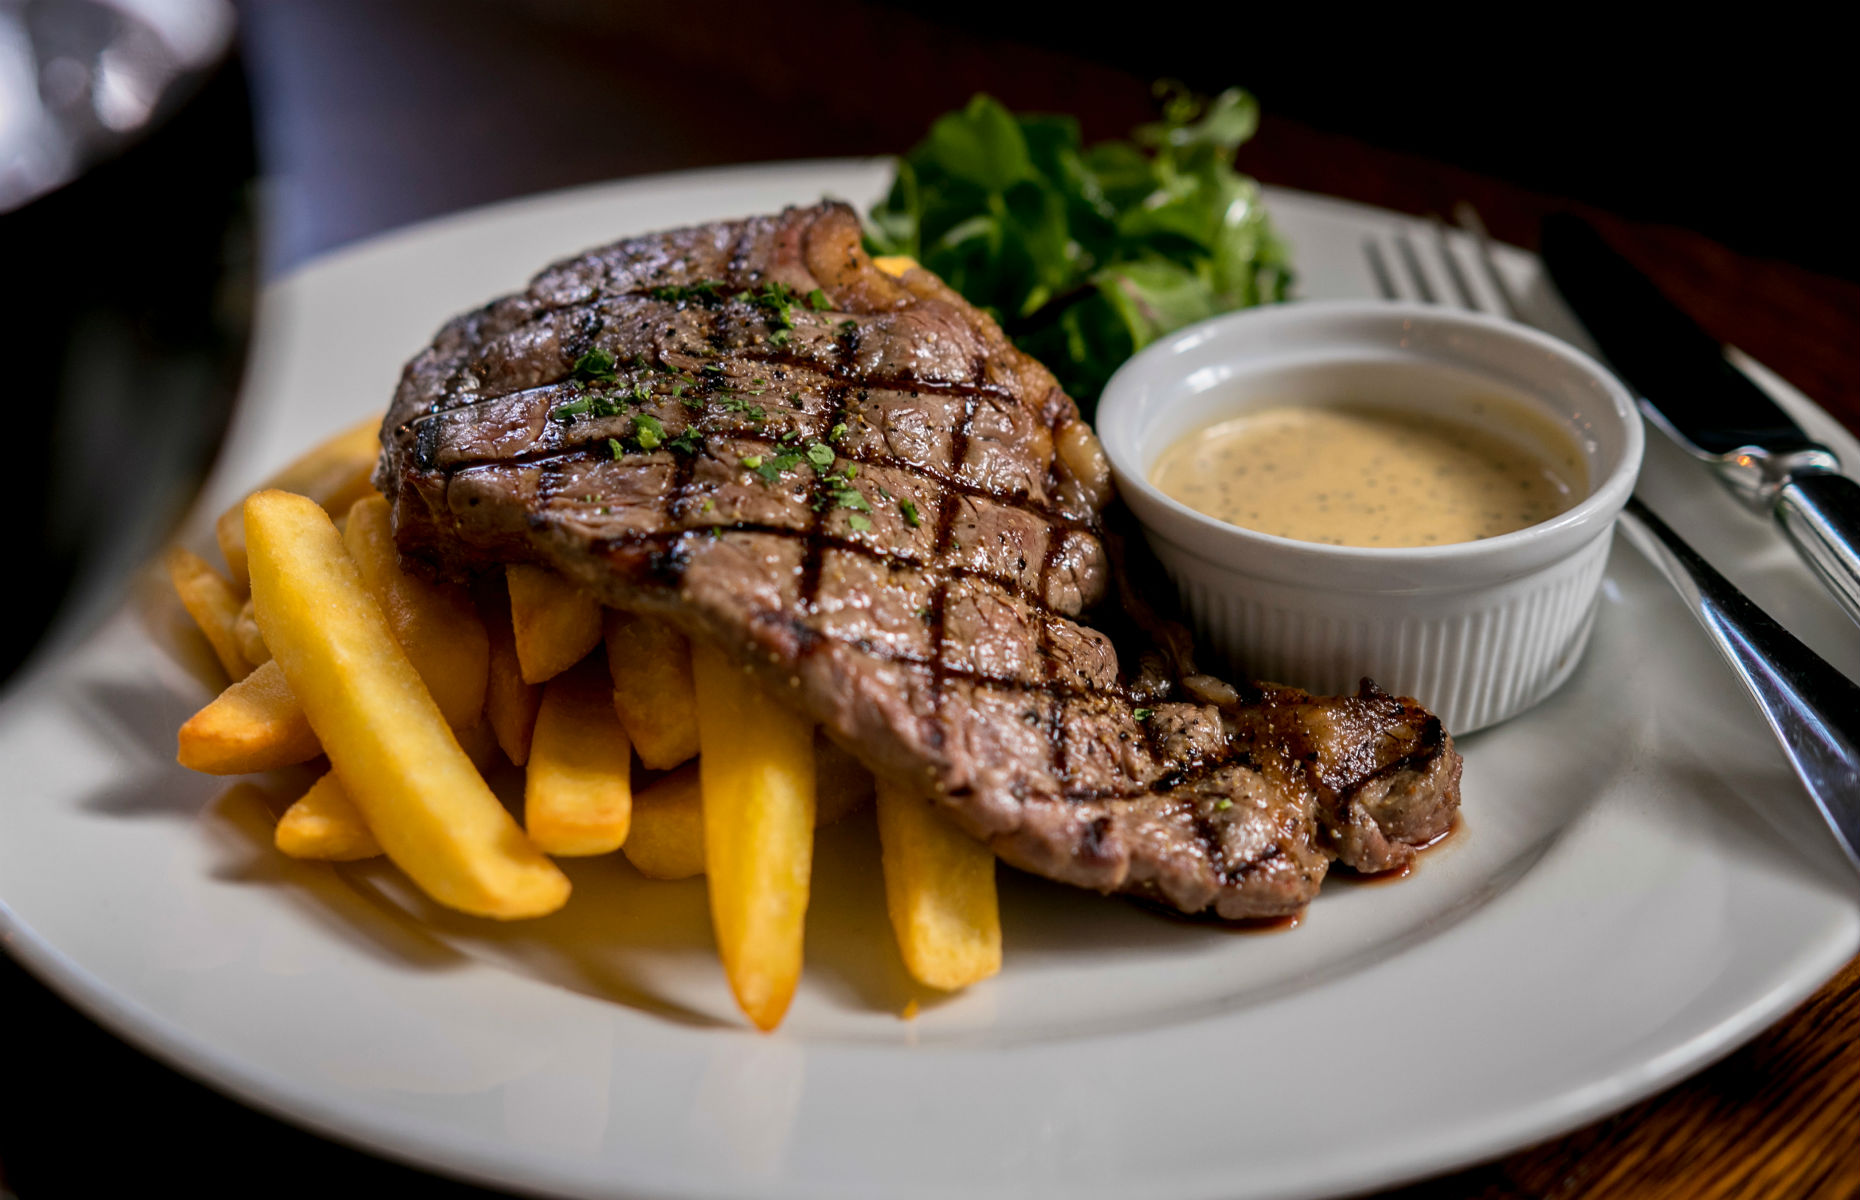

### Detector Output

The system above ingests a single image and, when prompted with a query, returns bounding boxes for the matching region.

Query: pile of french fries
[169,418,1001,1030]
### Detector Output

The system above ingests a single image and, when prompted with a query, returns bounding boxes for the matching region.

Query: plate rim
[4,158,1859,1200]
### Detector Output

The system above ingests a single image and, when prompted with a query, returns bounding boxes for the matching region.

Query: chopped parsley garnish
[717,396,766,422]
[838,319,858,333]
[649,279,726,305]
[847,513,872,532]
[739,280,801,328]
[667,427,704,455]
[1133,707,1155,721]
[632,414,665,451]
[700,497,715,513]
[805,443,835,469]
[806,288,831,311]
[572,348,618,381]
[827,422,848,442]
[550,389,630,424]
[746,451,805,483]
[898,497,922,527]
[1215,798,1233,811]
[766,327,792,347]
[607,437,625,459]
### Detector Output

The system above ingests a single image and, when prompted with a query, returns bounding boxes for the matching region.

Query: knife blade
[1541,213,1860,627]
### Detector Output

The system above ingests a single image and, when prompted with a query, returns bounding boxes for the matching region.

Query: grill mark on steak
[430,421,1098,535]
[378,202,1462,918]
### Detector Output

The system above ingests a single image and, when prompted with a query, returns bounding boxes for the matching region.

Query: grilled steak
[378,202,1460,918]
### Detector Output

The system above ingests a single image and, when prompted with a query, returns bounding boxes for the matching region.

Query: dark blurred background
[2,2,1852,1197]
[239,1,1853,280]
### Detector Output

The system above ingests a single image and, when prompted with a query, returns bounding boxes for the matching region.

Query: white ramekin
[1097,300,1644,734]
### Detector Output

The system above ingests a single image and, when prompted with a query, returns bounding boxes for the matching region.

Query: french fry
[276,771,382,861]
[168,548,252,682]
[622,735,870,882]
[246,489,568,919]
[482,587,543,765]
[344,495,489,731]
[525,657,633,856]
[276,708,505,863]
[176,659,320,774]
[507,564,602,685]
[604,609,699,769]
[623,763,705,880]
[694,641,816,1031]
[217,414,383,589]
[875,780,1001,991]
[234,596,270,667]
[178,493,493,777]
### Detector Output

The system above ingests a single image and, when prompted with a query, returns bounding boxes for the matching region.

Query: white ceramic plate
[4,162,1859,1200]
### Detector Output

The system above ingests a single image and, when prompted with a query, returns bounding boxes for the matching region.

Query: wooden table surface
[4,2,1858,1196]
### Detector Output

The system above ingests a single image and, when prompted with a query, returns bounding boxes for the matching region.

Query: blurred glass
[2,0,254,684]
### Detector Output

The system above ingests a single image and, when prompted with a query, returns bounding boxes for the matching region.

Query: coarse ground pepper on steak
[376,201,1461,919]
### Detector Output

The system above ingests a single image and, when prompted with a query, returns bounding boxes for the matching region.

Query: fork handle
[1775,471,1860,629]
[1617,495,1860,870]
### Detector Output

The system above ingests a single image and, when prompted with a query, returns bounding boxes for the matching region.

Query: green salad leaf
[867,86,1292,413]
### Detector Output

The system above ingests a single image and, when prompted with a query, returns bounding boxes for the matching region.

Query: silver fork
[1367,214,1860,874]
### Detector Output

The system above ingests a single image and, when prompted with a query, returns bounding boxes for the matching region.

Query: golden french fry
[507,564,602,685]
[217,414,383,589]
[275,712,504,863]
[604,609,699,769]
[234,595,270,667]
[178,493,492,779]
[872,255,920,277]
[815,735,876,826]
[482,587,542,766]
[875,780,1001,991]
[623,737,868,883]
[176,658,320,774]
[694,641,816,1031]
[344,495,489,731]
[623,763,705,880]
[246,489,568,919]
[525,657,633,856]
[276,771,382,861]
[168,547,252,682]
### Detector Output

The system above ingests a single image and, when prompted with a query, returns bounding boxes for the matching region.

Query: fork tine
[1429,217,1481,311]
[1451,201,1523,321]
[1392,230,1439,303]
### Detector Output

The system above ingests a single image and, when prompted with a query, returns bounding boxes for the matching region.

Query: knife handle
[1776,471,1860,629]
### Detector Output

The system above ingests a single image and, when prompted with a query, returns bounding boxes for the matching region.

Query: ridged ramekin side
[1151,531,1617,734]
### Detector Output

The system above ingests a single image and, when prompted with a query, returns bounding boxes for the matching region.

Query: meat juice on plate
[1150,399,1586,547]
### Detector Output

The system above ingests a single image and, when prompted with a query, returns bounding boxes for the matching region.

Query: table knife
[1541,214,1860,628]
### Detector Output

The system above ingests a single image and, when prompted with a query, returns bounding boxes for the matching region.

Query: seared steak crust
[378,202,1460,918]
